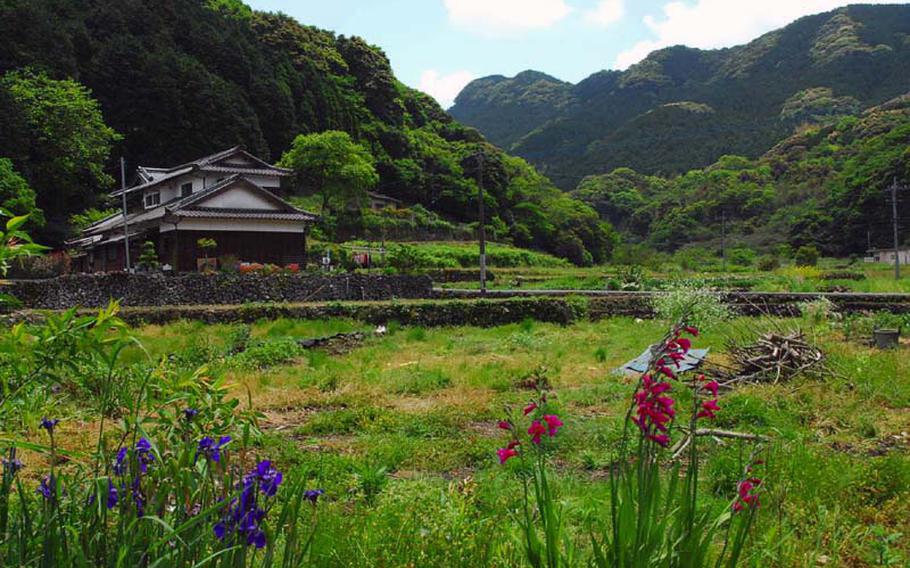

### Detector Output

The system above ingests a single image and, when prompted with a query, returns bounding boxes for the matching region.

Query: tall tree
[279,131,378,213]
[0,158,42,225]
[0,69,120,244]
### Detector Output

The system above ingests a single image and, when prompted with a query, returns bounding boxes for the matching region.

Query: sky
[245,0,910,109]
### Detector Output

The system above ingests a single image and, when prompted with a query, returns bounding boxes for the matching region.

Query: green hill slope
[570,92,910,255]
[0,0,614,264]
[450,5,910,188]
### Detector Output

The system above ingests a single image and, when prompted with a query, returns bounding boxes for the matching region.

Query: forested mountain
[570,92,910,256]
[0,0,614,264]
[450,4,910,188]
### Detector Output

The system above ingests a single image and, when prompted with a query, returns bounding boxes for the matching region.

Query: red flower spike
[703,380,719,397]
[543,415,563,437]
[528,420,546,445]
[697,398,720,420]
[648,433,670,447]
[523,402,538,416]
[497,447,518,464]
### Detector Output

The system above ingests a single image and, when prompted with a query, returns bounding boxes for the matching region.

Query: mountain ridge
[450,4,910,187]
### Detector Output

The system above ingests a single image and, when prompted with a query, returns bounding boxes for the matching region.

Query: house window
[144,191,161,209]
[180,182,193,197]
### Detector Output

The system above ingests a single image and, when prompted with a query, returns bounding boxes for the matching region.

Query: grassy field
[24,314,898,566]
[437,261,910,294]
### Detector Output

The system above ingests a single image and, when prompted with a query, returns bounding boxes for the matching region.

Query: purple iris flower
[106,479,119,510]
[196,436,231,463]
[213,460,283,549]
[40,418,59,433]
[131,476,145,517]
[304,489,325,504]
[252,460,283,497]
[113,447,128,476]
[183,408,199,420]
[2,457,23,475]
[135,438,155,473]
[36,475,54,499]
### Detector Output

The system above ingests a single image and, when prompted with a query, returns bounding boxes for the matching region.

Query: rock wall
[4,273,433,309]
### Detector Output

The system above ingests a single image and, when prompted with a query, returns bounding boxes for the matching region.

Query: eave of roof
[110,146,292,197]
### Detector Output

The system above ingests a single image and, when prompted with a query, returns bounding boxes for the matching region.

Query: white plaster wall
[203,186,278,209]
[160,218,305,233]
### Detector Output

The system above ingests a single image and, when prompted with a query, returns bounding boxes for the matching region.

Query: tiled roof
[80,175,317,244]
[178,208,317,222]
[111,146,291,197]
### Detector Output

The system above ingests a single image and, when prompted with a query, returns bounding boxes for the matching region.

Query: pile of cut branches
[707,330,825,385]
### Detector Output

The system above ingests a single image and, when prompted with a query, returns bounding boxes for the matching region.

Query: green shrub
[756,255,780,272]
[651,285,731,328]
[795,245,820,267]
[729,247,756,267]
[226,337,303,370]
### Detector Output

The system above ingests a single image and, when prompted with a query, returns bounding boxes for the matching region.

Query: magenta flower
[542,415,563,437]
[733,478,761,512]
[632,375,676,445]
[497,447,519,464]
[497,420,512,430]
[703,380,719,397]
[523,402,538,416]
[528,420,546,444]
[697,399,720,420]
[648,433,670,447]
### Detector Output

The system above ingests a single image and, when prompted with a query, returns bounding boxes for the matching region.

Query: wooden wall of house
[159,230,307,271]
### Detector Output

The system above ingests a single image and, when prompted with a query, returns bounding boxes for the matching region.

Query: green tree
[279,131,379,214]
[0,158,42,225]
[0,69,120,244]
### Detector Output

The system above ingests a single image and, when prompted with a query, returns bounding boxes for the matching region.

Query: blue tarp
[618,347,710,375]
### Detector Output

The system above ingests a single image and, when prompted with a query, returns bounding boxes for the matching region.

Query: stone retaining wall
[3,273,433,310]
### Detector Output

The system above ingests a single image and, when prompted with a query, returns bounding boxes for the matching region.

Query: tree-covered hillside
[451,5,910,188]
[571,93,910,256]
[0,0,614,264]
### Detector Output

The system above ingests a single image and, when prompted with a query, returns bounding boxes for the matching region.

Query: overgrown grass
[5,314,909,566]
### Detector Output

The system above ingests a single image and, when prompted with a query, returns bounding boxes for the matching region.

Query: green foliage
[0,158,41,225]
[68,207,116,232]
[279,131,378,213]
[651,285,731,329]
[0,209,45,281]
[0,69,120,243]
[795,245,820,266]
[0,0,615,265]
[451,6,910,184]
[387,243,431,274]
[138,240,160,270]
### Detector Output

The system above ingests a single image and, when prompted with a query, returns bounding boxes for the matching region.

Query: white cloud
[584,0,625,28]
[419,69,477,109]
[443,0,572,36]
[615,0,900,69]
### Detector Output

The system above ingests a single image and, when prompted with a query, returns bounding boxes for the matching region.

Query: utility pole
[121,157,131,272]
[721,210,727,272]
[476,152,487,295]
[888,177,903,280]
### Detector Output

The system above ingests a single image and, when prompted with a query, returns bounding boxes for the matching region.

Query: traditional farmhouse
[70,147,317,272]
